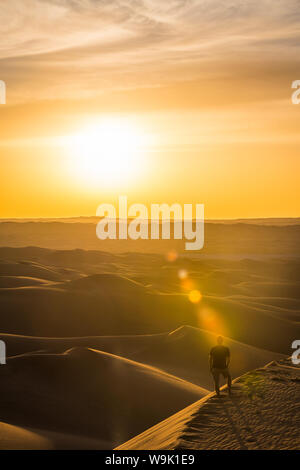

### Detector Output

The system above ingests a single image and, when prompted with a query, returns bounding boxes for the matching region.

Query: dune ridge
[0,326,284,390]
[116,357,300,450]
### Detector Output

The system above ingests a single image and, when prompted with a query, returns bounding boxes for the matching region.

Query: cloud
[0,0,299,102]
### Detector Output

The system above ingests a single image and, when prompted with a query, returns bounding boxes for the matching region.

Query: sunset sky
[0,0,299,218]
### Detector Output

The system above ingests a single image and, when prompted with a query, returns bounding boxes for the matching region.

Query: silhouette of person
[209,336,231,397]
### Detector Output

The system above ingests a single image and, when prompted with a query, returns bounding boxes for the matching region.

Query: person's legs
[227,373,232,392]
[212,369,220,396]
[223,369,232,394]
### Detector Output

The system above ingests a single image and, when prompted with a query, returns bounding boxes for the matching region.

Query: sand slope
[0,421,108,450]
[0,347,206,449]
[127,326,285,390]
[116,357,300,450]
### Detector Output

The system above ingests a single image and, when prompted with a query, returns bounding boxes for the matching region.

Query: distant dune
[0,276,48,288]
[66,273,146,293]
[0,278,296,351]
[0,220,300,254]
[0,247,298,353]
[116,358,300,450]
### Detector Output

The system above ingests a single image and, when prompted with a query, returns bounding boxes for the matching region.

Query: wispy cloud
[1,0,299,102]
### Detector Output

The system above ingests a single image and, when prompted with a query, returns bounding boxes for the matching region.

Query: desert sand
[0,346,207,449]
[116,358,300,450]
[0,325,285,448]
[0,223,299,449]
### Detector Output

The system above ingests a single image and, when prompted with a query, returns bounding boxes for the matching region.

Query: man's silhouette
[209,336,231,397]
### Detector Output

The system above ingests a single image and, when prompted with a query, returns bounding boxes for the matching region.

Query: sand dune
[116,357,300,450]
[66,273,147,293]
[1,326,284,391]
[127,326,285,390]
[0,274,198,337]
[0,324,284,449]
[0,260,68,282]
[0,347,206,449]
[0,275,49,288]
[0,331,167,358]
[0,421,108,450]
[0,245,298,449]
[0,270,297,353]
[196,295,297,353]
[0,422,52,450]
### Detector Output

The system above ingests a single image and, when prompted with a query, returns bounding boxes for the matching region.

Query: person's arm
[209,351,213,370]
[226,349,231,367]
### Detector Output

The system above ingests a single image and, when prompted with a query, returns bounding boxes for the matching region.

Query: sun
[64,118,148,188]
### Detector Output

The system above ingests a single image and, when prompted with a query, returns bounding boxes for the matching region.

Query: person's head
[217,336,223,345]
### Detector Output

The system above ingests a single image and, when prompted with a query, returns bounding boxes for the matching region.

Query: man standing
[209,336,231,397]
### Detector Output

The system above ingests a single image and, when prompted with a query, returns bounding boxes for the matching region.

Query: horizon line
[0,216,300,222]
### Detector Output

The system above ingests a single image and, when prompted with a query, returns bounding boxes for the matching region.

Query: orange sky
[0,1,299,218]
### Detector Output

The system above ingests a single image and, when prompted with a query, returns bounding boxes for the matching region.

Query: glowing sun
[65,118,148,187]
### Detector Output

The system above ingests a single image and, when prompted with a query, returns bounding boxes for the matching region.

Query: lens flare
[178,269,188,280]
[166,250,178,262]
[181,278,194,291]
[197,306,228,336]
[188,289,202,304]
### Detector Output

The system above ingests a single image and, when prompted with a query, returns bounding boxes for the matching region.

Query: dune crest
[116,358,300,450]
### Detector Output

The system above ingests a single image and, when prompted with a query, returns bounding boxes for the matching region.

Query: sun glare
[64,118,148,188]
